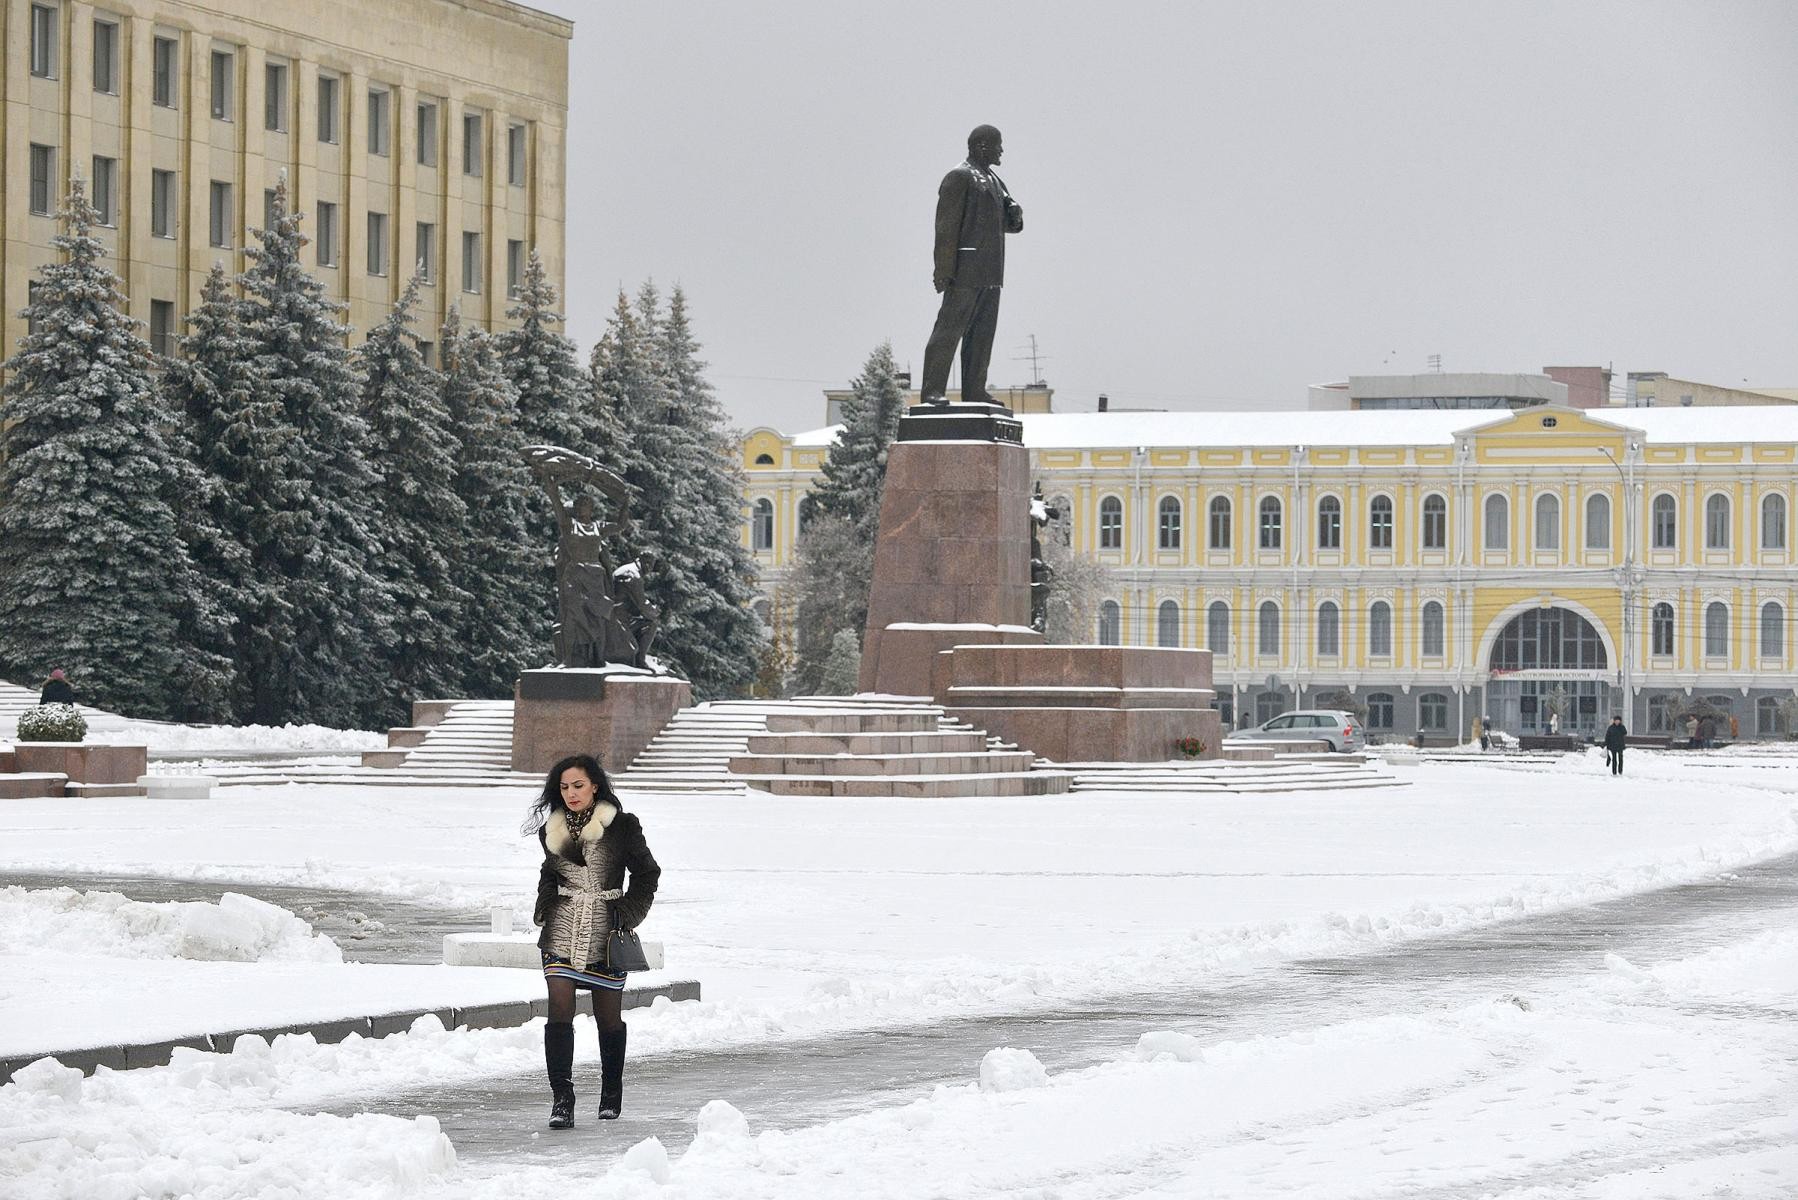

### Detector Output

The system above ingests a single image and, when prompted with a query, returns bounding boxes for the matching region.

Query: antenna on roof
[1427,354,1443,373]
[1013,334,1050,388]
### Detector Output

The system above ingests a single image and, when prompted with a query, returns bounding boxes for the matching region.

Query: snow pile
[86,719,384,753]
[0,887,342,963]
[977,1047,1049,1093]
[0,1053,455,1200]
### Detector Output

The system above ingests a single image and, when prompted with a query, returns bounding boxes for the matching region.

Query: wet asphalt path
[321,852,1798,1167]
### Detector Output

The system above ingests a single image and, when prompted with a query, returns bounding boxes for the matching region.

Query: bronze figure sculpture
[920,124,1023,407]
[526,445,661,670]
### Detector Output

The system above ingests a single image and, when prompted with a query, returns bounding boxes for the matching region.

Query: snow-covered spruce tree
[648,285,763,698]
[0,179,220,718]
[788,512,872,696]
[499,248,591,453]
[160,263,285,721]
[788,342,905,691]
[236,179,388,727]
[818,628,862,696]
[358,274,469,720]
[440,305,550,695]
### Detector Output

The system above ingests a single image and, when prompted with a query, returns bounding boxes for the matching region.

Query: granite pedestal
[511,669,691,775]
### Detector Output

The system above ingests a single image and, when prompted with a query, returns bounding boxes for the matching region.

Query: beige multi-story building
[3,0,570,361]
[1624,374,1796,409]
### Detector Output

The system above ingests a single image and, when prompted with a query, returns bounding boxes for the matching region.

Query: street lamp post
[1598,443,1643,724]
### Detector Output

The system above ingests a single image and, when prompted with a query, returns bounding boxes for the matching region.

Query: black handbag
[605,903,650,973]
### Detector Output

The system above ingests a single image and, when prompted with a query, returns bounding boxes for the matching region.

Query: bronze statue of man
[920,124,1023,406]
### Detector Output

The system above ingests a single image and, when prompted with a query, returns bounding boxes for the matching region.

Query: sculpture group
[526,446,660,670]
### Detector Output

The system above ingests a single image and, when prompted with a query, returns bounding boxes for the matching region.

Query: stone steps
[362,700,517,771]
[729,749,1038,777]
[739,771,1071,798]
[0,772,66,799]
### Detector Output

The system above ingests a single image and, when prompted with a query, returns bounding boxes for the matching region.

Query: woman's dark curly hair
[520,753,621,836]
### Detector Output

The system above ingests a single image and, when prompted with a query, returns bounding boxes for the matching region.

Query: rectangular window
[210,49,233,120]
[91,156,117,225]
[151,169,176,237]
[92,19,118,94]
[415,222,435,282]
[317,74,339,144]
[367,212,388,276]
[27,283,42,338]
[462,111,483,176]
[507,123,527,185]
[29,144,55,215]
[506,239,524,297]
[208,180,232,247]
[265,62,287,131]
[368,89,390,156]
[30,5,57,78]
[416,101,438,167]
[461,230,481,292]
[149,300,176,357]
[153,36,177,107]
[316,201,337,266]
[417,341,434,369]
[263,188,278,233]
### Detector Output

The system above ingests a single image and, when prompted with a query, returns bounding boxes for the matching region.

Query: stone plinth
[859,430,1036,696]
[937,645,1223,763]
[13,743,148,785]
[511,669,691,776]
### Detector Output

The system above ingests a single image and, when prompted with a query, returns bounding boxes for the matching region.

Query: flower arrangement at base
[1174,736,1207,759]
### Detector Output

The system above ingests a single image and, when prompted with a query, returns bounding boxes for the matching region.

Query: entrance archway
[1483,606,1611,737]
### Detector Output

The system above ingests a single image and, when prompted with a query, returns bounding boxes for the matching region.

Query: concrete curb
[0,979,700,1085]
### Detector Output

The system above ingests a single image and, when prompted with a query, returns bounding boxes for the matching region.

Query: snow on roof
[788,405,1798,451]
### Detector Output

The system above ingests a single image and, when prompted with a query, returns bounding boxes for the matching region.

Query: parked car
[1232,710,1365,753]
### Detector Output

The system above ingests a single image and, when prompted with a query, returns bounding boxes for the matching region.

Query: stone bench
[137,774,219,799]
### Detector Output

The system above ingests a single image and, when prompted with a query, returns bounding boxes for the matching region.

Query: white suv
[1233,710,1366,753]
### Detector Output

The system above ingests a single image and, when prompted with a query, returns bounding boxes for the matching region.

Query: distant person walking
[525,754,660,1129]
[39,669,75,706]
[1603,716,1628,776]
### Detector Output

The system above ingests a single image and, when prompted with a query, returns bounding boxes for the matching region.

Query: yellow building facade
[742,404,1798,741]
[3,0,569,360]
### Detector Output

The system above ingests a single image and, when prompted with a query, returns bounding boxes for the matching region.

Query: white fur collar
[544,802,618,860]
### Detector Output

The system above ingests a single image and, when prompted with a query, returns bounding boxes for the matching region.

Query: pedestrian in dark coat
[39,669,75,705]
[523,753,659,1129]
[1603,716,1628,775]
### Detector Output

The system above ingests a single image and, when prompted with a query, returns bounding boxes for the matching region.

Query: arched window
[1258,600,1280,655]
[1365,692,1394,731]
[1157,496,1182,550]
[1208,496,1232,550]
[1098,599,1121,645]
[751,498,774,551]
[1535,493,1560,551]
[1418,692,1448,731]
[752,452,775,466]
[1421,494,1447,551]
[1704,601,1729,658]
[1651,602,1674,656]
[1258,496,1282,550]
[1368,601,1392,657]
[1098,496,1123,550]
[1490,607,1607,670]
[1207,601,1230,655]
[797,494,817,532]
[1651,493,1677,549]
[1157,599,1181,648]
[1369,495,1394,550]
[1483,493,1509,551]
[1585,493,1611,550]
[1316,601,1339,656]
[1761,601,1784,659]
[1421,600,1445,657]
[1705,493,1731,550]
[1763,494,1787,551]
[1317,496,1342,550]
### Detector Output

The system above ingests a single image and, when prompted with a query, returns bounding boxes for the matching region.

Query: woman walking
[526,754,660,1128]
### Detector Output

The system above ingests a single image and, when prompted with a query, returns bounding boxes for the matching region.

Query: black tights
[546,977,624,1033]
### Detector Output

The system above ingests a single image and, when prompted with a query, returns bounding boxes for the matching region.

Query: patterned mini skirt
[541,950,627,991]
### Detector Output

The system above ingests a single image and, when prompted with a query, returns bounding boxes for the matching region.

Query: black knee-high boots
[597,1022,628,1120]
[545,1021,575,1128]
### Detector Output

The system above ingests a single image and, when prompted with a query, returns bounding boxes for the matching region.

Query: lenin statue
[919,124,1023,406]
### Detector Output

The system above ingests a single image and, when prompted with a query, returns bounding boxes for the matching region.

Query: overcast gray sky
[531,1,1798,434]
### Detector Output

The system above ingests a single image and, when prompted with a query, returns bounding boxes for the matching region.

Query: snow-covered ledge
[442,932,665,971]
